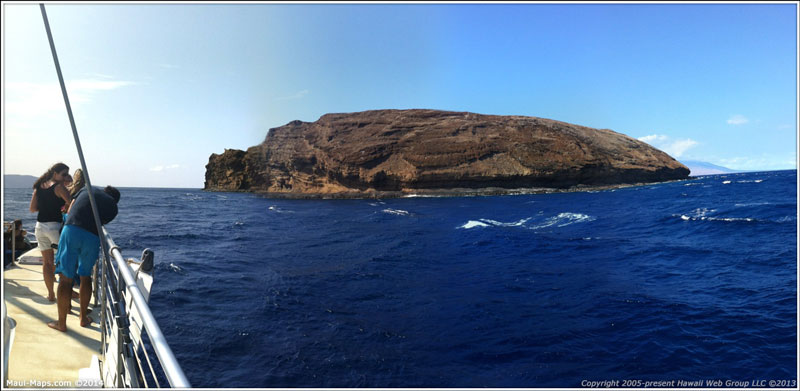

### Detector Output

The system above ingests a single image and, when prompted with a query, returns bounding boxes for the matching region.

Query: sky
[2,2,797,188]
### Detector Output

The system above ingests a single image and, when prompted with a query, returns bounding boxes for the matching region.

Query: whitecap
[383,208,410,216]
[459,220,490,229]
[707,217,755,222]
[677,214,757,223]
[479,217,531,227]
[268,206,293,213]
[734,202,771,207]
[722,180,731,184]
[530,213,595,229]
[457,217,531,229]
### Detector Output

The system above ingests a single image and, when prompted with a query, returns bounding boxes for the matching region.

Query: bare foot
[81,316,93,327]
[47,294,56,302]
[47,321,66,332]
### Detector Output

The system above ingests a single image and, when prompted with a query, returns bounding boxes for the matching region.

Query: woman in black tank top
[29,162,72,302]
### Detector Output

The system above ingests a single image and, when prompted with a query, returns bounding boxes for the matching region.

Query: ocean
[2,170,797,388]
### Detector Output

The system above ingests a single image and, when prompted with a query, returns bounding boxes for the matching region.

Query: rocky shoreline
[205,178,694,199]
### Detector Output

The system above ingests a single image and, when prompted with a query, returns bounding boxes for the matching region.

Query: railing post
[115,262,124,388]
[11,223,16,263]
[93,263,99,307]
[99,248,108,368]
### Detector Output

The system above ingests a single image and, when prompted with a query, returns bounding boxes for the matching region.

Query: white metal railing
[97,227,190,388]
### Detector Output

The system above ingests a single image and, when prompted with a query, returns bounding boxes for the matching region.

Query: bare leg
[47,274,72,332]
[41,249,56,301]
[79,276,93,327]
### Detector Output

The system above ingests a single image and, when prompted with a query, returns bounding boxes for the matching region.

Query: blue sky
[2,2,797,188]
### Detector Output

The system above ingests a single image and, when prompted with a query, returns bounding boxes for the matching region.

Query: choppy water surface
[3,170,797,387]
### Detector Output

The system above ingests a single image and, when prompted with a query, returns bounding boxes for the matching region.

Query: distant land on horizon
[1,175,200,190]
[3,174,37,189]
[680,160,739,176]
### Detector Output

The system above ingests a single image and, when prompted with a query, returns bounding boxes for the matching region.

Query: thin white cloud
[158,63,180,69]
[5,79,135,118]
[666,139,699,158]
[150,165,164,172]
[718,155,797,171]
[274,89,310,101]
[727,115,749,125]
[638,134,668,144]
[638,134,698,158]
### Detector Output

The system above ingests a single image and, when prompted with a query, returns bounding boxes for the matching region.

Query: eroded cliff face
[205,109,689,197]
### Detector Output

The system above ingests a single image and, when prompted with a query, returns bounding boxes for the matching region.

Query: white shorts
[35,221,62,251]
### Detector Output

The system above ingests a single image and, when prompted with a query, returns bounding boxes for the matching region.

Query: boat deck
[3,261,101,388]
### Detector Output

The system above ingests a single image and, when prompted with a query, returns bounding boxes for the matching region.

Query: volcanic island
[204,109,690,198]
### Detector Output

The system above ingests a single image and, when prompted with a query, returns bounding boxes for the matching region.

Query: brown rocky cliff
[204,109,690,196]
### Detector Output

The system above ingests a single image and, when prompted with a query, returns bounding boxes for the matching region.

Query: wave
[383,208,410,216]
[457,217,531,229]
[268,206,293,213]
[458,213,594,230]
[676,213,794,224]
[529,213,595,229]
[479,217,532,227]
[734,202,772,207]
[459,220,491,229]
[677,205,796,224]
[680,215,756,223]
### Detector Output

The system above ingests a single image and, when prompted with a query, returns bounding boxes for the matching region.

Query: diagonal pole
[39,2,111,362]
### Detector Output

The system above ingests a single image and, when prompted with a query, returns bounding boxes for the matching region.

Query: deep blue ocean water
[3,170,797,388]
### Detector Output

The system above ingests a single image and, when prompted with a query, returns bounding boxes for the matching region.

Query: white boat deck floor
[3,261,101,388]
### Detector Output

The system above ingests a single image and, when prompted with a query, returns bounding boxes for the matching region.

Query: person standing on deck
[29,163,71,302]
[48,186,120,332]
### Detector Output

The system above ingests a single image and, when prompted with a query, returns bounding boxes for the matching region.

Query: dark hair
[104,186,121,203]
[33,162,69,189]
